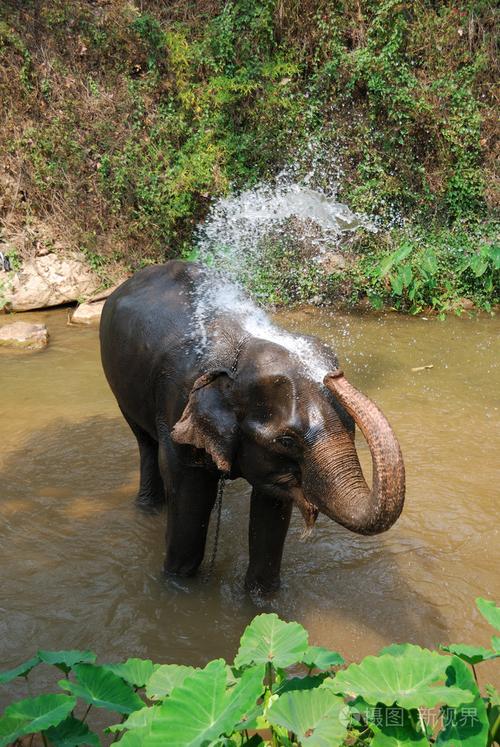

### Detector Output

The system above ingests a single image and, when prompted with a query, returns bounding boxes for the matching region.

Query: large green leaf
[366,706,429,746]
[116,731,146,747]
[435,656,489,746]
[145,664,195,700]
[331,646,474,709]
[276,675,329,696]
[109,707,158,747]
[234,613,308,669]
[103,658,159,688]
[476,598,500,630]
[142,659,265,746]
[0,655,40,684]
[108,706,157,733]
[440,644,498,666]
[38,649,97,674]
[0,715,27,747]
[0,694,76,745]
[59,664,144,714]
[43,716,101,747]
[371,722,429,746]
[301,645,344,670]
[267,682,347,747]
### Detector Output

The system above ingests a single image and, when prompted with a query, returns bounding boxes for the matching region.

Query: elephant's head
[171,338,405,536]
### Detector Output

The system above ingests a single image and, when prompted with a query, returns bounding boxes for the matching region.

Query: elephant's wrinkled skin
[100,261,405,592]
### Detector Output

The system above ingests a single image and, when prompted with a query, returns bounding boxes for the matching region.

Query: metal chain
[204,336,247,580]
[205,473,226,580]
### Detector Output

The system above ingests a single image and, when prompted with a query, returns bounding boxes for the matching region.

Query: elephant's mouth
[288,486,319,533]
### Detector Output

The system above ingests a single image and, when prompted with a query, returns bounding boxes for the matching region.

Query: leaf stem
[82,703,93,723]
[471,663,479,686]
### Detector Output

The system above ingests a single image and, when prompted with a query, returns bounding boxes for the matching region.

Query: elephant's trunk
[302,370,405,535]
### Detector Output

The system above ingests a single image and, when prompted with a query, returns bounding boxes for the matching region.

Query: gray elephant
[100,261,405,592]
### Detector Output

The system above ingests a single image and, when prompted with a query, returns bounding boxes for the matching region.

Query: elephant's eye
[275,435,296,449]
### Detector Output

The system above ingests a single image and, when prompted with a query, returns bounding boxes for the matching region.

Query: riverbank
[1,1,498,316]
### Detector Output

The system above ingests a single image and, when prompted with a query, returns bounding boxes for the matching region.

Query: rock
[71,299,106,325]
[318,252,347,273]
[85,280,126,303]
[2,252,100,311]
[456,297,475,310]
[0,321,48,349]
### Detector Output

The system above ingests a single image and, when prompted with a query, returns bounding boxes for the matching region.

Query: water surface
[1,307,499,704]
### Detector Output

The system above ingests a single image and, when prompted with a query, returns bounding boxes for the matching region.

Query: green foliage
[1,598,498,746]
[345,222,499,314]
[477,597,500,631]
[234,613,308,669]
[37,650,97,675]
[0,694,76,746]
[59,664,144,714]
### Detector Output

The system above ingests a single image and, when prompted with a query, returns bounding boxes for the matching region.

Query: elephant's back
[100,261,203,431]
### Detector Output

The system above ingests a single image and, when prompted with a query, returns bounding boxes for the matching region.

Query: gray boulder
[71,299,106,325]
[0,321,48,349]
[2,252,100,311]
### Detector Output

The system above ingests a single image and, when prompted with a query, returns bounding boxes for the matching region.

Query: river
[0,306,499,704]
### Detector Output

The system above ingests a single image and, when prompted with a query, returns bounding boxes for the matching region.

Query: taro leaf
[38,649,97,674]
[440,644,498,666]
[234,613,308,669]
[0,694,76,746]
[145,664,195,700]
[59,664,144,714]
[276,674,328,696]
[371,721,429,746]
[476,597,500,630]
[103,659,159,688]
[302,645,345,670]
[43,715,100,747]
[116,731,145,747]
[435,656,488,746]
[366,706,429,746]
[108,710,156,746]
[267,682,347,747]
[331,646,474,709]
[379,644,414,657]
[0,715,26,747]
[492,636,500,652]
[143,659,265,746]
[108,706,156,733]
[0,655,40,684]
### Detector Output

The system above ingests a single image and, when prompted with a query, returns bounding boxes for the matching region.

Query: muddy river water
[1,307,499,703]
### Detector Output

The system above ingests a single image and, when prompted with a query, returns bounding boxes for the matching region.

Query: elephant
[100,260,405,593]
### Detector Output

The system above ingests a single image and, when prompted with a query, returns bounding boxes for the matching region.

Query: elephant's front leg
[162,462,219,578]
[245,489,293,593]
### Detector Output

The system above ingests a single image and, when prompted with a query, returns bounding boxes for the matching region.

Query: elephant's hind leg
[123,413,166,512]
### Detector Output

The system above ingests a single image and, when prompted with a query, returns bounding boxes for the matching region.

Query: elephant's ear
[171,370,237,473]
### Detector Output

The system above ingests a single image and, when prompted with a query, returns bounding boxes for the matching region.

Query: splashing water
[192,274,331,382]
[194,168,376,281]
[191,157,375,381]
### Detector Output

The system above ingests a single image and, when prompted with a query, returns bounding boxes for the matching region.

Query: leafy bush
[1,598,498,746]
[342,222,500,315]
